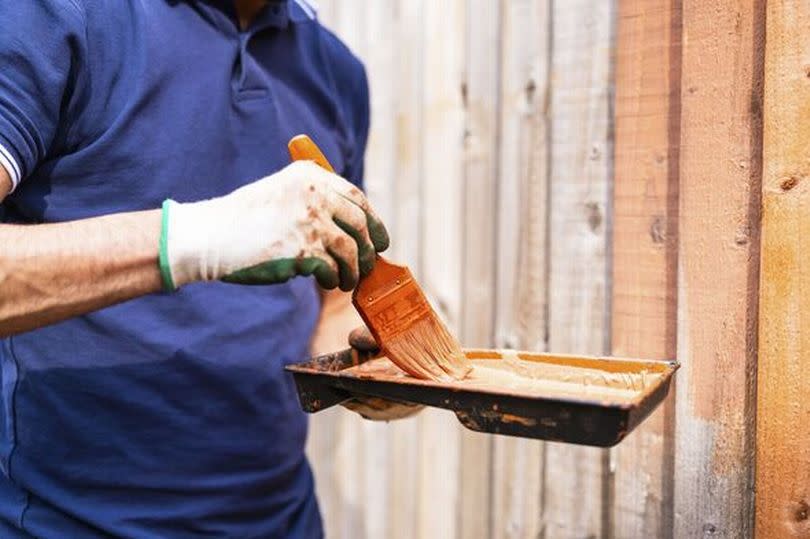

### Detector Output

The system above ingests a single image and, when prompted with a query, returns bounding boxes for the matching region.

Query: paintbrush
[288,135,471,381]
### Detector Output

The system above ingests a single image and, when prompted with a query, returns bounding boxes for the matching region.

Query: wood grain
[385,4,424,538]
[458,1,500,537]
[544,1,616,537]
[756,1,810,537]
[673,0,764,537]
[356,3,398,537]
[610,0,680,537]
[417,1,466,537]
[491,1,550,537]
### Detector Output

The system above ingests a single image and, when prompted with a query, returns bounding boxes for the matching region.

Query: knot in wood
[702,523,718,536]
[649,216,666,244]
[780,175,800,191]
[792,499,809,522]
[585,201,603,233]
[524,78,536,102]
[734,225,750,246]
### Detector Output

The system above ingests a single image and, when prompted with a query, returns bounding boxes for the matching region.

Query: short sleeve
[316,25,370,190]
[0,2,86,192]
[340,64,370,190]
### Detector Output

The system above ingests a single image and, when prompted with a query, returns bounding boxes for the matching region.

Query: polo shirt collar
[171,0,295,32]
[250,1,291,31]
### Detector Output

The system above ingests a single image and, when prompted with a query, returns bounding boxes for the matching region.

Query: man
[0,0,391,536]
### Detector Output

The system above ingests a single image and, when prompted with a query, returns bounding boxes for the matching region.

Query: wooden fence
[304,1,788,538]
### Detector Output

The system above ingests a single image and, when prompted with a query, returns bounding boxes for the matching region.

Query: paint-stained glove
[158,161,390,291]
[348,325,381,354]
[342,326,425,421]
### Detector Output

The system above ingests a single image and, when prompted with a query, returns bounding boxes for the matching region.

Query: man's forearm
[0,210,162,337]
[310,288,362,356]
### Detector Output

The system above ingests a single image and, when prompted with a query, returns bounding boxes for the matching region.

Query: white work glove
[158,161,389,291]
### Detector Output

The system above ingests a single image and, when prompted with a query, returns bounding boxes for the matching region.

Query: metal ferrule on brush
[360,269,430,340]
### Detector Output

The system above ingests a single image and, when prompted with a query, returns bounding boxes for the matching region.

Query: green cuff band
[158,199,177,292]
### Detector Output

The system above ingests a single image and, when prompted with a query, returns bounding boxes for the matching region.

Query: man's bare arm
[0,166,162,337]
[310,288,363,356]
[0,160,390,338]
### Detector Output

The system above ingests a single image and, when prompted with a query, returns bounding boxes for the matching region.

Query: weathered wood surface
[384,3,423,538]
[611,0,680,537]
[308,2,770,538]
[673,0,764,537]
[355,4,398,538]
[544,1,615,537]
[491,1,549,537]
[312,1,618,538]
[459,1,500,538]
[756,1,810,537]
[416,1,467,538]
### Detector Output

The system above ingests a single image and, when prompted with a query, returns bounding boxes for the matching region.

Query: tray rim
[286,347,679,411]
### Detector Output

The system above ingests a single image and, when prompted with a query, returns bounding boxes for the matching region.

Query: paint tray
[286,349,678,447]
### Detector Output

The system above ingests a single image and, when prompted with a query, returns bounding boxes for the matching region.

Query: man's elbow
[0,165,11,202]
[0,164,12,202]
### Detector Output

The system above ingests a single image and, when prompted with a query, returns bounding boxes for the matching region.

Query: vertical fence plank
[461,0,500,348]
[492,1,550,537]
[544,0,616,537]
[331,0,363,52]
[674,0,764,537]
[756,1,810,538]
[386,3,425,539]
[362,0,398,230]
[306,408,343,537]
[458,1,500,538]
[418,1,467,537]
[356,3,399,538]
[611,1,680,538]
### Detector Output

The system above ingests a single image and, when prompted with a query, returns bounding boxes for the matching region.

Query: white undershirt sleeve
[0,142,21,193]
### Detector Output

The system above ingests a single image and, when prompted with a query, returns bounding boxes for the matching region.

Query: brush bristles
[384,316,472,381]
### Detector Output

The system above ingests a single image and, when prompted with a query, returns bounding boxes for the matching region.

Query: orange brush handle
[287,134,394,275]
[287,134,401,344]
[286,133,398,279]
[288,134,336,173]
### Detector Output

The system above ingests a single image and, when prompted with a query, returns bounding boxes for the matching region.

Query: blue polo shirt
[0,1,369,537]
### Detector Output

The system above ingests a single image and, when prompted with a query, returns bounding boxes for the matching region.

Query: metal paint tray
[286,349,678,447]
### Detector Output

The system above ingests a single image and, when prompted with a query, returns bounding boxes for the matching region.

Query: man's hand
[161,161,390,291]
[342,325,424,421]
[309,291,423,422]
[348,325,380,354]
[341,395,424,421]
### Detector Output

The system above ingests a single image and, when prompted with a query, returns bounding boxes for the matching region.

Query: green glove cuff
[158,199,177,292]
